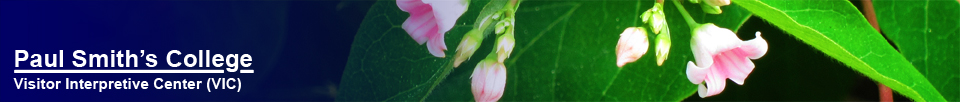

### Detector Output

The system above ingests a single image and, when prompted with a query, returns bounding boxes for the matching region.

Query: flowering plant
[341,0,959,101]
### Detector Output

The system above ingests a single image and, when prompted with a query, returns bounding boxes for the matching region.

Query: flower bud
[647,3,667,34]
[616,27,650,67]
[454,29,485,67]
[701,3,723,14]
[641,14,651,23]
[495,20,507,35]
[655,31,672,66]
[492,11,502,20]
[641,9,653,23]
[704,0,730,6]
[689,0,700,4]
[471,59,506,102]
[495,31,516,63]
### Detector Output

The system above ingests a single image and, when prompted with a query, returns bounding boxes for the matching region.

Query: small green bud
[641,10,653,23]
[650,12,665,34]
[654,30,672,66]
[495,18,514,35]
[640,6,654,23]
[495,30,516,63]
[701,3,722,14]
[495,20,507,34]
[454,29,485,67]
[492,11,502,20]
[689,0,700,4]
[642,3,667,34]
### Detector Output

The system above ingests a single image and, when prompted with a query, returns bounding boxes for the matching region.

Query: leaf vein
[509,3,580,63]
[737,0,925,101]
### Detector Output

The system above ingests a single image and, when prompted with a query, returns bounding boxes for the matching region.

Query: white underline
[13,69,234,73]
[240,69,254,73]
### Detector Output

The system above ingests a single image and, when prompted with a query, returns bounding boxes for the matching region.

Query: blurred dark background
[1,0,377,101]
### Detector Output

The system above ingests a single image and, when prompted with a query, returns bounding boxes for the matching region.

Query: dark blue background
[1,1,371,101]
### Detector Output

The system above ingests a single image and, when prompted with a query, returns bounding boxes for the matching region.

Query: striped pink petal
[687,24,768,98]
[471,59,506,102]
[616,27,650,67]
[397,0,467,57]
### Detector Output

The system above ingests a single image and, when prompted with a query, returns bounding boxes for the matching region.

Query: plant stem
[669,0,700,30]
[862,0,880,31]
[419,58,456,101]
[861,0,892,101]
[879,83,894,102]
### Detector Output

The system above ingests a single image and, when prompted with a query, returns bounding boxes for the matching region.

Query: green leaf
[338,0,751,101]
[732,0,946,101]
[336,0,482,101]
[473,0,508,34]
[872,0,960,101]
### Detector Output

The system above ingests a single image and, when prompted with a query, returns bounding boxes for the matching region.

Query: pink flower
[397,0,468,57]
[616,27,650,67]
[686,24,768,98]
[471,59,506,102]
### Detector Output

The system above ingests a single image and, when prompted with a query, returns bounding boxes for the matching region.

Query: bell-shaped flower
[397,0,468,57]
[471,59,507,102]
[454,29,484,67]
[495,32,515,63]
[616,27,650,67]
[686,23,768,98]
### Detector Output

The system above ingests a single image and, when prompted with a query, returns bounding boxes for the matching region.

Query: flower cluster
[617,2,675,67]
[616,0,767,98]
[398,0,767,100]
[469,7,517,102]
[404,0,519,101]
[397,0,513,101]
